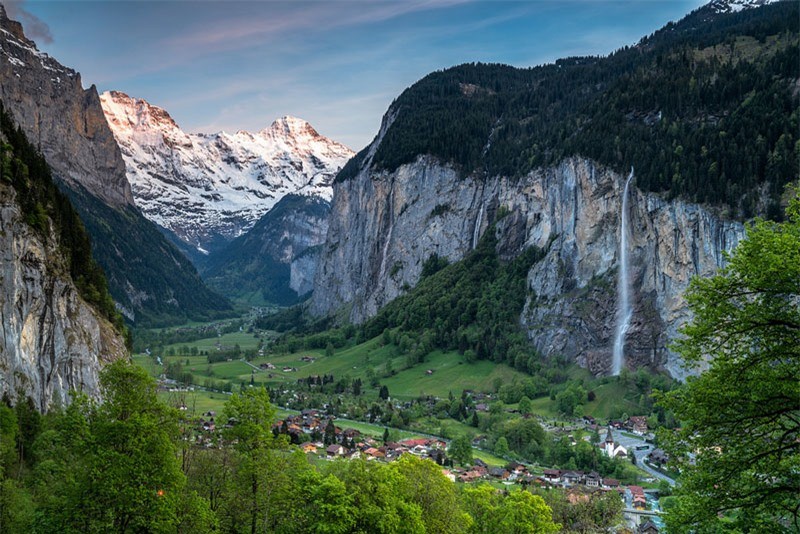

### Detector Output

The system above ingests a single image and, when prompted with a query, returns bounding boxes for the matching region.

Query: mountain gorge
[312,0,797,378]
[203,194,330,305]
[0,6,228,326]
[100,91,353,258]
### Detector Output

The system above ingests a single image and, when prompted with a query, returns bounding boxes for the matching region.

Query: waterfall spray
[612,168,634,376]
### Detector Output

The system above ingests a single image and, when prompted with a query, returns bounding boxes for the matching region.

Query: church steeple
[605,426,614,444]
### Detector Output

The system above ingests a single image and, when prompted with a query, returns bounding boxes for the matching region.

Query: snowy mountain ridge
[100,91,354,254]
[707,0,777,13]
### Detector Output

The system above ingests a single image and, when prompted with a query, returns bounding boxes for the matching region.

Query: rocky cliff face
[0,5,132,208]
[100,91,353,255]
[0,183,126,411]
[312,156,744,377]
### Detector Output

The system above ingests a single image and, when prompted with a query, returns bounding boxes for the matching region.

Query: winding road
[612,430,675,486]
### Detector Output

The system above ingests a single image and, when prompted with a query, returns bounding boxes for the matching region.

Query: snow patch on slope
[100,91,353,253]
[708,0,777,13]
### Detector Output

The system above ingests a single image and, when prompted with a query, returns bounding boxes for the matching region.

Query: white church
[602,427,628,458]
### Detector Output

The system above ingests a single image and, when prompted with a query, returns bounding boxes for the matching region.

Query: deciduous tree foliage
[448,434,474,466]
[658,194,800,532]
[461,484,560,534]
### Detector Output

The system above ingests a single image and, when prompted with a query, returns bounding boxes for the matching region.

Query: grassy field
[381,350,525,399]
[164,330,263,353]
[141,331,529,401]
[157,388,232,415]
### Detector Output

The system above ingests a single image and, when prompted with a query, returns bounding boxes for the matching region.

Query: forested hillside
[362,224,545,372]
[340,1,799,218]
[62,185,232,327]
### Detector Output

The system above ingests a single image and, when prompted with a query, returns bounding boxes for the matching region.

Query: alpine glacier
[100,91,354,254]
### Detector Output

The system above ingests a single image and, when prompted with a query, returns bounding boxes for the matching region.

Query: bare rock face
[0,5,133,207]
[0,184,127,411]
[312,155,744,378]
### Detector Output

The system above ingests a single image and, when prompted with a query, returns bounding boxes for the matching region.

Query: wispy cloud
[165,0,470,52]
[5,0,53,43]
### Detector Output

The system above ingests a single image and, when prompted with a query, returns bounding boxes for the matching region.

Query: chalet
[561,471,583,486]
[364,447,385,460]
[471,465,488,477]
[629,485,647,510]
[543,469,562,484]
[400,438,429,448]
[475,403,489,412]
[584,472,601,488]
[638,520,660,533]
[489,467,510,480]
[459,471,482,483]
[601,478,620,490]
[343,428,361,440]
[507,462,527,474]
[326,444,345,458]
[471,435,488,446]
[300,442,318,454]
[474,458,488,468]
[259,363,276,370]
[441,469,456,482]
[300,356,316,363]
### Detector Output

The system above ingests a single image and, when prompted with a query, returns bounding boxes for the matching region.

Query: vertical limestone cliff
[0,183,126,411]
[311,156,744,377]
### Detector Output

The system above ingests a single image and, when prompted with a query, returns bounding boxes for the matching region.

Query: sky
[14,0,706,150]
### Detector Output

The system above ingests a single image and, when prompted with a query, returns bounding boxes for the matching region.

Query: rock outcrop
[0,5,132,208]
[312,156,744,377]
[0,183,126,411]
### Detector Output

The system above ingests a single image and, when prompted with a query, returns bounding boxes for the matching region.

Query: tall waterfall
[612,169,634,376]
[472,204,484,249]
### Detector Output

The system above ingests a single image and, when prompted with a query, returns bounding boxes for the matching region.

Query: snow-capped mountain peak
[708,0,777,13]
[263,115,316,137]
[100,91,354,255]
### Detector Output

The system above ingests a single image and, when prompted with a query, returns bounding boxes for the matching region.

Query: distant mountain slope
[101,91,353,256]
[203,194,330,305]
[339,0,797,218]
[0,6,229,325]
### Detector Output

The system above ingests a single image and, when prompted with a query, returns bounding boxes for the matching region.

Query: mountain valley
[0,0,796,531]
